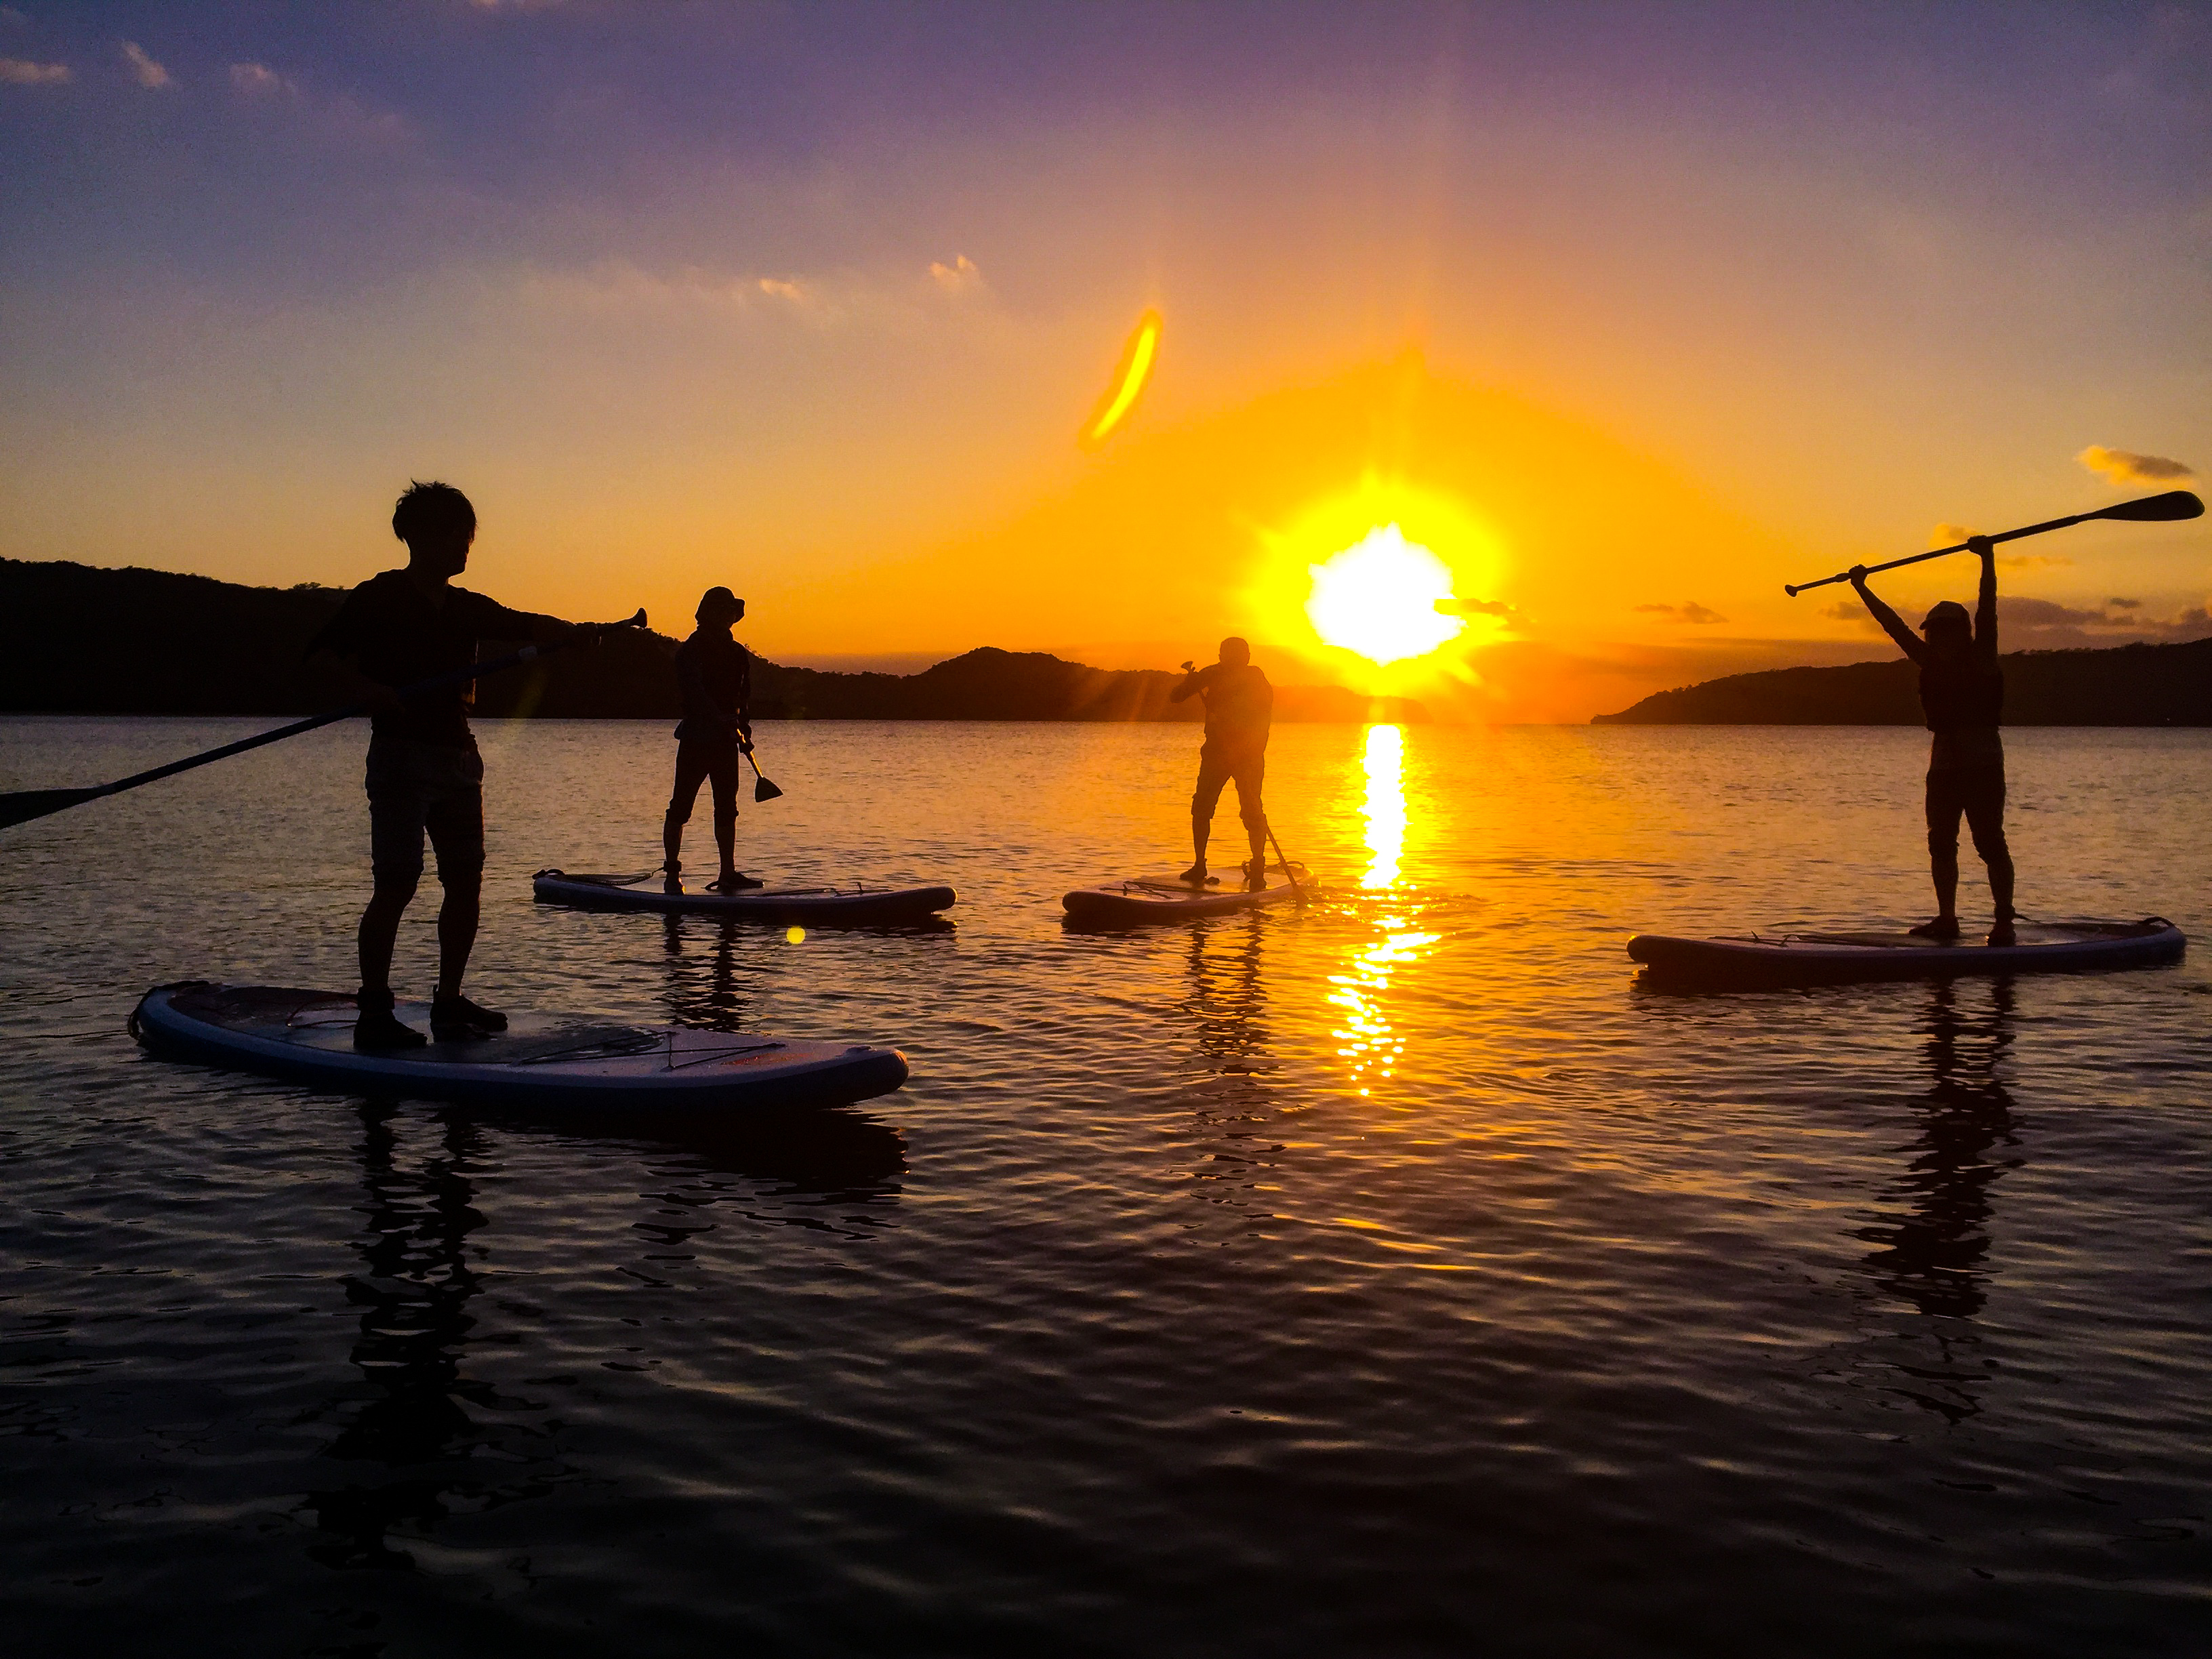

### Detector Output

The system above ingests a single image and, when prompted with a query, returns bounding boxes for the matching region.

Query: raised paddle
[0,609,647,831]
[1784,489,2203,596]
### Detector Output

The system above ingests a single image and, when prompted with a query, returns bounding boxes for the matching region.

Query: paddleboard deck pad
[130,982,908,1110]
[1063,869,1310,925]
[1629,918,2184,988]
[535,869,955,924]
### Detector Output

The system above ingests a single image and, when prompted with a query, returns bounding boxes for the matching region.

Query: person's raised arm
[1969,534,1998,665]
[1849,567,1926,663]
[1168,660,1208,704]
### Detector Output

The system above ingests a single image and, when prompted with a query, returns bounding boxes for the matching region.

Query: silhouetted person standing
[1170,636,1274,890]
[309,481,603,1049]
[1849,534,2018,945]
[663,586,760,894]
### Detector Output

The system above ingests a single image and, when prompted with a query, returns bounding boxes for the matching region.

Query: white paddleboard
[1062,871,1309,926]
[130,982,909,1111]
[535,869,955,925]
[1628,918,2184,988]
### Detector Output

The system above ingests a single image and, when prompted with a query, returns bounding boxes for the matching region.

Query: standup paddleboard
[534,869,955,925]
[1629,917,2184,989]
[1063,869,1309,926]
[130,982,909,1110]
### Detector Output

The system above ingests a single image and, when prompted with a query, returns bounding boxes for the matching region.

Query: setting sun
[1306,525,1465,665]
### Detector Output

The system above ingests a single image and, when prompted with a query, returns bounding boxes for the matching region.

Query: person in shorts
[308,480,607,1049]
[1169,636,1275,890]
[1848,534,2018,945]
[663,586,761,894]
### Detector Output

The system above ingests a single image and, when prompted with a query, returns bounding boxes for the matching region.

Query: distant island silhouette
[0,558,1426,724]
[1595,640,2211,725]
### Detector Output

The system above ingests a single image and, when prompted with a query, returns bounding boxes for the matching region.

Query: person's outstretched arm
[1849,567,1926,664]
[1970,534,1998,665]
[474,596,583,645]
[1168,662,1209,704]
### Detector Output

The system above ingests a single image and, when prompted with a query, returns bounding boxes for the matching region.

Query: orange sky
[2,4,2206,719]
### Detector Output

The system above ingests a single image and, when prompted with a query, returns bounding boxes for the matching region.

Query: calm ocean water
[2,716,2207,1656]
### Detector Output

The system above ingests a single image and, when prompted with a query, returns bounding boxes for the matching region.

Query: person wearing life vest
[1848,535,2018,945]
[663,586,762,895]
[1169,636,1275,890]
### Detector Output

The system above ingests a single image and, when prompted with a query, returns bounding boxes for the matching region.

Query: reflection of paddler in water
[659,912,754,1031]
[1847,535,2018,945]
[1176,916,1280,1202]
[307,480,630,1051]
[663,586,763,896]
[1170,637,1274,890]
[308,1103,546,1569]
[1856,979,2019,1326]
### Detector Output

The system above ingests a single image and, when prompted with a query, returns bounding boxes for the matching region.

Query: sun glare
[1307,525,1465,665]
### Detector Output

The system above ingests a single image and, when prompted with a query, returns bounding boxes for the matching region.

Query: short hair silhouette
[1220,636,1251,665]
[392,480,476,548]
[697,586,741,623]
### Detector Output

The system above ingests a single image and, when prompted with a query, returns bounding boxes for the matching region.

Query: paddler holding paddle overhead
[308,480,621,1051]
[1170,636,1275,890]
[1847,535,2018,946]
[663,585,762,895]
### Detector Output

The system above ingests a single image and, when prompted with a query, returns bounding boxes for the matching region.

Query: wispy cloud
[120,41,171,90]
[230,61,297,98]
[2077,444,2195,485]
[0,56,69,85]
[928,254,981,293]
[1634,601,1727,624]
[229,60,411,142]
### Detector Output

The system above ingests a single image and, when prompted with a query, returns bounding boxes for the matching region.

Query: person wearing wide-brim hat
[663,586,762,894]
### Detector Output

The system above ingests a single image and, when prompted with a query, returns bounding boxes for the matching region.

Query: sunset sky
[2,1,2205,719]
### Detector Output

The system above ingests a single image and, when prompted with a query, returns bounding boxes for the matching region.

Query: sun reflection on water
[1332,724,1437,1097]
[1361,724,1406,890]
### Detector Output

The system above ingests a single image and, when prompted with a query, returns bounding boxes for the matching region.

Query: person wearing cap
[663,586,761,894]
[1848,534,2018,945]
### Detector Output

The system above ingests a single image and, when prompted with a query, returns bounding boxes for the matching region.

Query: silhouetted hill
[1593,639,2212,724]
[0,560,1425,724]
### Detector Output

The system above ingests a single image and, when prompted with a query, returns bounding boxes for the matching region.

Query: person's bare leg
[663,813,684,882]
[358,881,415,996]
[1183,815,1210,883]
[715,811,738,886]
[434,871,480,1000]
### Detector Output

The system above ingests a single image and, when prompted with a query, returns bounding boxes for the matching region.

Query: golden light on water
[1360,724,1406,889]
[1330,722,1437,1097]
[1307,526,1465,665]
[1078,308,1162,449]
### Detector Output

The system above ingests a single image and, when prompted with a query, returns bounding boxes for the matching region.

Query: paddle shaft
[1265,822,1305,903]
[2,614,640,828]
[1784,490,2204,597]
[1785,512,2087,598]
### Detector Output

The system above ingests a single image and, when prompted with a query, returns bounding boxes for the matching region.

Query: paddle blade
[2095,489,2203,523]
[0,785,108,830]
[753,775,784,803]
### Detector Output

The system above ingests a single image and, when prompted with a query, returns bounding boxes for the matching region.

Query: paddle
[1783,489,2203,597]
[0,609,647,831]
[740,739,783,802]
[1265,823,1307,904]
